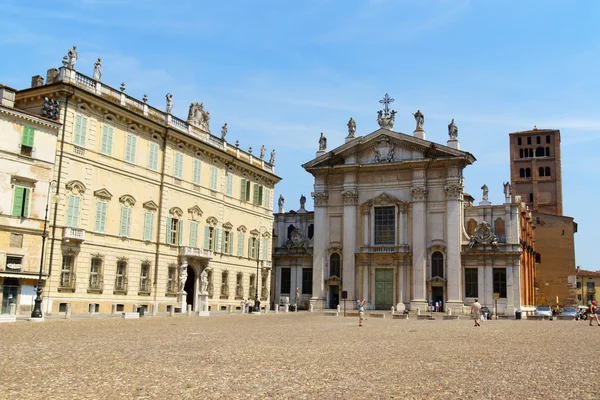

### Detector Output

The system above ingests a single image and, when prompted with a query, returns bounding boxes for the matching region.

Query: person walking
[471,299,482,327]
[357,299,366,327]
[589,300,599,326]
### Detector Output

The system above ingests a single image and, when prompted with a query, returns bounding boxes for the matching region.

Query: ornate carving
[410,187,428,201]
[143,200,158,211]
[371,136,395,163]
[377,94,396,129]
[222,221,233,230]
[468,221,499,248]
[341,189,359,204]
[311,191,329,206]
[65,180,86,195]
[286,228,310,249]
[187,102,210,132]
[169,207,183,218]
[206,216,218,226]
[237,225,247,233]
[444,184,464,200]
[187,205,203,219]
[93,188,113,200]
[119,194,136,207]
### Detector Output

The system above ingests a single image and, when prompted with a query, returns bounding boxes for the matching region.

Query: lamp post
[254,226,266,313]
[31,180,58,319]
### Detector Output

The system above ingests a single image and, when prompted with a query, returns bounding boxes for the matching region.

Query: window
[119,206,131,237]
[240,179,251,201]
[6,255,23,270]
[235,273,244,298]
[517,137,522,145]
[248,236,258,258]
[527,137,531,145]
[546,135,551,144]
[262,238,268,260]
[21,126,34,156]
[330,253,341,277]
[374,206,395,245]
[308,224,314,239]
[545,147,550,157]
[125,133,137,163]
[529,193,533,202]
[73,114,88,146]
[263,188,270,207]
[66,195,80,227]
[431,252,444,278]
[95,202,107,233]
[193,159,201,185]
[492,268,507,298]
[210,166,218,190]
[577,282,582,289]
[60,256,74,288]
[12,187,30,217]
[205,226,216,251]
[140,263,151,293]
[143,211,154,241]
[587,282,595,289]
[536,136,541,144]
[525,168,531,178]
[100,125,113,155]
[115,261,127,291]
[226,174,233,196]
[253,184,263,205]
[535,147,544,157]
[529,148,533,157]
[465,268,478,297]
[535,253,541,263]
[148,142,159,171]
[519,149,523,158]
[220,271,229,297]
[249,274,256,298]
[188,221,198,247]
[166,217,182,245]
[519,168,525,178]
[281,268,291,294]
[167,266,177,293]
[539,167,544,177]
[302,268,313,295]
[237,232,245,256]
[89,258,102,289]
[222,230,232,254]
[545,167,551,177]
[174,152,184,178]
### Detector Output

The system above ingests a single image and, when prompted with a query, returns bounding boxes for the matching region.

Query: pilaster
[341,188,358,300]
[444,183,464,310]
[409,186,427,309]
[311,190,329,306]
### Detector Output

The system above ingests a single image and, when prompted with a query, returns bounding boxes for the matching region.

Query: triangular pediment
[302,128,475,170]
[93,188,113,200]
[143,200,158,210]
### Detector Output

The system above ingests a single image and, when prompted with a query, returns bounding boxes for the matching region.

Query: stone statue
[318,132,327,151]
[221,123,227,140]
[347,117,356,137]
[300,194,306,210]
[269,149,275,165]
[278,194,285,213]
[448,119,458,139]
[200,269,208,294]
[413,110,424,131]
[260,145,265,160]
[178,263,187,292]
[67,46,78,69]
[503,182,512,200]
[93,58,102,81]
[187,102,210,131]
[166,93,173,114]
[481,184,489,201]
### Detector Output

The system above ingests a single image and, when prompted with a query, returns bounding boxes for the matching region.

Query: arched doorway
[184,266,196,309]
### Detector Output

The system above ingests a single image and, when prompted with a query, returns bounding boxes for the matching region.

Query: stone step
[122,312,140,319]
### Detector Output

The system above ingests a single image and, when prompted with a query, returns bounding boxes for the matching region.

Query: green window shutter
[22,126,34,147]
[258,186,263,205]
[203,226,210,249]
[253,184,259,205]
[144,212,153,241]
[248,237,252,258]
[230,232,234,254]
[120,207,129,237]
[263,188,270,207]
[80,116,87,146]
[215,228,220,252]
[131,135,137,162]
[262,238,268,260]
[66,195,80,227]
[189,222,197,247]
[237,233,243,256]
[12,187,24,216]
[193,160,201,184]
[174,153,183,178]
[95,202,103,232]
[166,217,172,244]
[178,220,184,246]
[221,230,226,253]
[148,143,159,170]
[101,203,107,232]
[246,181,251,201]
[240,179,246,200]
[210,167,218,190]
[107,127,113,155]
[74,115,82,145]
[100,126,108,154]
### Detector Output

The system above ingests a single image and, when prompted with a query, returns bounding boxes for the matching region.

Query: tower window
[519,149,524,158]
[520,168,525,178]
[525,168,531,178]
[536,136,541,144]
[539,167,544,177]
[517,137,522,146]
[546,135,551,144]
[545,167,550,177]
[529,193,533,202]
[545,147,550,157]
[527,137,532,145]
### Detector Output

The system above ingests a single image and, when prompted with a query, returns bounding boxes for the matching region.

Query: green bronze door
[375,269,393,310]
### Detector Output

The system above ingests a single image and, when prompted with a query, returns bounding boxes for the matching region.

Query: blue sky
[1,0,597,269]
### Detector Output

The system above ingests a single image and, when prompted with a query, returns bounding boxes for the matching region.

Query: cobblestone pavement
[0,313,597,400]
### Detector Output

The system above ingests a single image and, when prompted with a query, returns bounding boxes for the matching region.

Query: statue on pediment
[188,102,210,131]
[481,184,489,202]
[503,182,511,200]
[448,119,458,139]
[67,46,78,69]
[93,58,102,81]
[318,133,327,151]
[278,194,285,213]
[166,93,173,114]
[347,117,356,138]
[269,149,275,165]
[377,109,396,129]
[221,123,227,140]
[413,110,424,131]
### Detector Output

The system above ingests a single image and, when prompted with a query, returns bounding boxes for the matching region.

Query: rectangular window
[66,195,80,228]
[223,231,231,254]
[374,206,395,245]
[143,211,153,241]
[210,166,218,190]
[6,255,23,270]
[115,261,127,291]
[21,126,35,156]
[302,268,313,295]
[189,221,198,248]
[207,227,215,250]
[253,184,263,205]
[262,238,268,260]
[119,206,131,237]
[465,268,478,297]
[546,135,551,144]
[226,174,233,196]
[140,263,150,293]
[587,282,595,289]
[94,202,107,233]
[492,268,507,298]
[12,186,30,217]
[167,266,176,293]
[193,159,201,185]
[237,232,244,256]
[281,268,291,294]
[174,152,184,178]
[577,282,582,289]
[100,125,113,155]
[89,258,102,289]
[166,217,180,245]
[73,114,88,146]
[148,142,159,170]
[263,188,270,208]
[517,137,522,146]
[240,179,251,201]
[125,133,137,163]
[527,137,531,145]
[248,236,258,259]
[60,256,74,288]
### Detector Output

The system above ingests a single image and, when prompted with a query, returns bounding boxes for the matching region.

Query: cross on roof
[379,93,395,114]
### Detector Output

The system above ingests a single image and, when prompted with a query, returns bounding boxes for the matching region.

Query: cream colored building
[12,53,280,316]
[0,85,61,315]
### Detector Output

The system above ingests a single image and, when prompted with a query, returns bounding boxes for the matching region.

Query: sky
[1,0,598,269]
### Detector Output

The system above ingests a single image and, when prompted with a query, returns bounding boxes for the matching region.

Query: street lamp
[31,180,59,319]
[254,226,266,313]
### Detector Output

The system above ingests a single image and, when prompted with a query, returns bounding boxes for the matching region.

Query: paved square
[0,313,595,399]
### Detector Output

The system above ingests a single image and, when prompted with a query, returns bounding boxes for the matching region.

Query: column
[485,265,494,306]
[311,190,329,310]
[399,207,407,245]
[444,183,464,311]
[363,265,369,302]
[410,186,427,309]
[342,188,358,301]
[362,210,370,245]
[397,263,404,307]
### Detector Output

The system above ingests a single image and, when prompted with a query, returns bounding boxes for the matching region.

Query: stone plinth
[414,129,426,140]
[197,293,210,316]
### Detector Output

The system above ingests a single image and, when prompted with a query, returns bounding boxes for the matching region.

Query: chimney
[0,85,16,108]
[31,75,44,88]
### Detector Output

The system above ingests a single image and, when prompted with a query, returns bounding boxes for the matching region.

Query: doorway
[2,278,19,314]
[184,266,196,310]
[432,286,444,312]
[375,269,393,310]
[329,286,339,309]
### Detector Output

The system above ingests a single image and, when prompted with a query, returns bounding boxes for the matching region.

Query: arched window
[520,168,525,178]
[545,147,550,156]
[525,168,531,178]
[545,167,551,177]
[308,224,314,239]
[535,147,544,157]
[287,225,295,239]
[330,253,341,277]
[539,167,544,177]
[431,252,444,279]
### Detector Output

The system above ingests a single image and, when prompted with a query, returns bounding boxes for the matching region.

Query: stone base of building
[445,300,464,316]
[309,297,326,311]
[410,300,429,314]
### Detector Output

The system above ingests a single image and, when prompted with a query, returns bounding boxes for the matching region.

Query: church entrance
[432,286,444,312]
[184,266,196,310]
[375,269,393,310]
[329,286,339,309]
